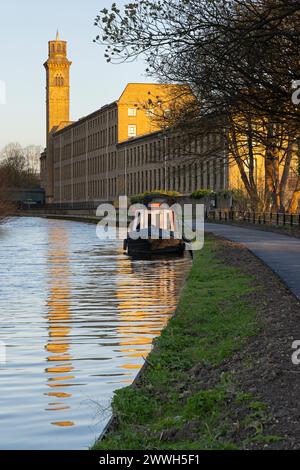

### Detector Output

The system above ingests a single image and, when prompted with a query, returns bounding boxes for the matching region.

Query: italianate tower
[43,31,72,202]
[44,30,71,137]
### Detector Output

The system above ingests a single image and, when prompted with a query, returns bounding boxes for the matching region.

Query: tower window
[55,75,64,87]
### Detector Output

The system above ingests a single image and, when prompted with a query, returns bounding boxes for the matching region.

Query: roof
[52,101,117,136]
[117,129,168,148]
[51,82,188,139]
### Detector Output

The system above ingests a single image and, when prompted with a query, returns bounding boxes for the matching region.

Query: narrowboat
[123,194,186,256]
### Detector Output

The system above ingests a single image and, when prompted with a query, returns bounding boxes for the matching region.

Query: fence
[20,201,101,212]
[207,210,300,228]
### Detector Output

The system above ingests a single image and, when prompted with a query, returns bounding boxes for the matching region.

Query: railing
[46,202,101,210]
[206,210,300,228]
[20,201,100,211]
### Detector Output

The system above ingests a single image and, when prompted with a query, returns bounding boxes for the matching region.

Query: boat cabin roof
[142,193,177,207]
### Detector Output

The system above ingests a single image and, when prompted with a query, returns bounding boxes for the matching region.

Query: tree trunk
[265,123,280,212]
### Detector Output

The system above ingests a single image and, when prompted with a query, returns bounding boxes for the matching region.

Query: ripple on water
[0,217,191,450]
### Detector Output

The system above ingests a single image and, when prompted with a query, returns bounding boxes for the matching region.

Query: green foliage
[130,190,181,204]
[113,387,157,425]
[191,189,215,199]
[184,389,226,418]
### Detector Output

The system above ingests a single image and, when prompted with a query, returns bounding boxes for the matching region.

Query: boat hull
[125,238,185,256]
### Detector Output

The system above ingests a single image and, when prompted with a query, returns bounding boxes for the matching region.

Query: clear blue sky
[0,0,151,150]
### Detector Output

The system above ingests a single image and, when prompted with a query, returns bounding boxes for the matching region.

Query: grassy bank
[93,236,280,450]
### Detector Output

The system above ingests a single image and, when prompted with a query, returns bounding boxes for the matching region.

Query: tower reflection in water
[116,254,187,382]
[45,226,75,428]
[44,224,190,426]
[0,217,192,449]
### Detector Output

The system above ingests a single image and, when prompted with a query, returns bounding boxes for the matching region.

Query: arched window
[54,74,64,87]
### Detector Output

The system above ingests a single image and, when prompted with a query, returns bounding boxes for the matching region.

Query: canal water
[0,217,191,450]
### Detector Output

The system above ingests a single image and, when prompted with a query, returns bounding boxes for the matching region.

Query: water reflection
[116,255,179,377]
[45,226,74,427]
[0,217,191,449]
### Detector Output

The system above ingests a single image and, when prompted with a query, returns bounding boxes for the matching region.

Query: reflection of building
[45,225,75,427]
[115,253,189,378]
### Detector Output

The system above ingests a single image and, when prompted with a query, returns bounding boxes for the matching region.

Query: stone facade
[42,32,72,202]
[52,103,118,204]
[41,35,228,205]
[44,31,72,137]
[117,131,228,197]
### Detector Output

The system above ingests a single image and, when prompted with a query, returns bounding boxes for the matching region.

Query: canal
[0,217,191,450]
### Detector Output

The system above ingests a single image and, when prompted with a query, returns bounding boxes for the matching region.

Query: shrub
[191,189,215,199]
[130,190,181,204]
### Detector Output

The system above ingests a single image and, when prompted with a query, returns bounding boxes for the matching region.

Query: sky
[0,0,152,151]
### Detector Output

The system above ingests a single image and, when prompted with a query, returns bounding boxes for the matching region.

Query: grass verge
[92,236,280,450]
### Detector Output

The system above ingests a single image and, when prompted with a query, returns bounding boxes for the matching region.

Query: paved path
[205,223,300,300]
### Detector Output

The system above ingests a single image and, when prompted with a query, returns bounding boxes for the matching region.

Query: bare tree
[23,145,42,173]
[0,143,41,189]
[95,0,300,211]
